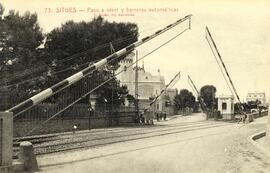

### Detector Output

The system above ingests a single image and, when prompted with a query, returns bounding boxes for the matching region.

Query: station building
[116,52,166,112]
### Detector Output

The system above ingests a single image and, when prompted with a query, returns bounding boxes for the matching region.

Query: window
[222,103,227,110]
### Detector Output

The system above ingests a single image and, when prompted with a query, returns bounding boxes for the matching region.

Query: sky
[1,0,270,102]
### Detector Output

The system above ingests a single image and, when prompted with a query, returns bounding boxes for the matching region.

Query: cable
[1,35,136,83]
[19,27,189,138]
[0,25,184,90]
[57,35,137,64]
[1,22,165,84]
[206,40,235,96]
[0,42,128,89]
[205,27,246,121]
[2,23,182,89]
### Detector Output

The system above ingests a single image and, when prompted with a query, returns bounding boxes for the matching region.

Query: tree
[0,3,4,17]
[0,10,138,109]
[244,100,261,111]
[0,5,45,109]
[174,89,196,111]
[45,16,138,79]
[199,85,217,109]
[43,16,138,109]
[1,10,44,65]
[95,74,129,111]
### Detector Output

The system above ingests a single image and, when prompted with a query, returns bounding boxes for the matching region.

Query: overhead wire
[1,26,160,89]
[206,37,235,97]
[205,27,246,120]
[19,26,190,138]
[0,37,139,89]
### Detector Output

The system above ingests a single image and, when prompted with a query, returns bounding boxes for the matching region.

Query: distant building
[246,91,266,105]
[116,52,165,112]
[217,95,234,120]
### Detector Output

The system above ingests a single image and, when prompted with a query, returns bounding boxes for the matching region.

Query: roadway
[37,113,270,173]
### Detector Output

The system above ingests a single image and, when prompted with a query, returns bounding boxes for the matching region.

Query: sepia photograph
[0,0,270,172]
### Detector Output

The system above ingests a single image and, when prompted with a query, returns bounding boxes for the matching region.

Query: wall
[217,96,234,120]
[13,104,136,137]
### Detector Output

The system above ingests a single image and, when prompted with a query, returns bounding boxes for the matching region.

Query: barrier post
[0,112,13,173]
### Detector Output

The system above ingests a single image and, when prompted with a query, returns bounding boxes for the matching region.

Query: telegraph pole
[110,42,115,126]
[135,50,139,119]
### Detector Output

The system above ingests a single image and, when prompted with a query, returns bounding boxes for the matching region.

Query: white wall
[218,97,234,115]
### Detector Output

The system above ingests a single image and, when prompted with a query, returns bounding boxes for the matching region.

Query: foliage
[44,16,138,107]
[0,9,44,66]
[45,16,138,79]
[236,100,262,113]
[0,2,138,110]
[174,89,196,111]
[0,3,4,17]
[0,4,45,109]
[95,74,129,110]
[126,93,135,105]
[199,85,217,109]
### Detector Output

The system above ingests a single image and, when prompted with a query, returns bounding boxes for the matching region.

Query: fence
[13,104,137,137]
[246,110,268,122]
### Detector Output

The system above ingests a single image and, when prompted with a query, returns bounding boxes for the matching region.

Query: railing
[248,110,268,119]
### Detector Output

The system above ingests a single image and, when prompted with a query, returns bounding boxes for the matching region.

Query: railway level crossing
[0,15,192,172]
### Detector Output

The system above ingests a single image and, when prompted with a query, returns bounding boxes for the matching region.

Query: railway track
[13,120,232,157]
[13,120,207,146]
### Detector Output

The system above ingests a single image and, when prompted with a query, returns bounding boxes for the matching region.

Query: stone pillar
[19,141,38,171]
[0,112,13,173]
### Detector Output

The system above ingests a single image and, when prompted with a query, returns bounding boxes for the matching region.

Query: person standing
[163,112,167,121]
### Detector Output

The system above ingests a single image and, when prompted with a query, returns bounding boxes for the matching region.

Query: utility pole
[8,15,192,117]
[135,50,139,119]
[110,42,115,127]
[212,87,215,119]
